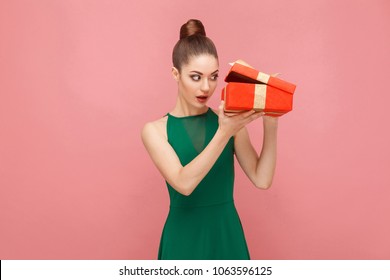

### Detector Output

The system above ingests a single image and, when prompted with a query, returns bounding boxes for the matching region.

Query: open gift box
[221,59,296,116]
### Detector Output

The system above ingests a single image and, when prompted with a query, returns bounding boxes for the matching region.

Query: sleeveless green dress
[157,107,250,260]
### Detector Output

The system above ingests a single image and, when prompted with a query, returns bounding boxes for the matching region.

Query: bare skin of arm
[234,116,278,189]
[141,101,263,196]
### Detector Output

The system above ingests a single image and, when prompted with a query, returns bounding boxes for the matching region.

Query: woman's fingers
[248,111,263,120]
[228,110,262,128]
[240,109,256,118]
[217,107,264,137]
[221,108,264,120]
[225,109,255,121]
[242,111,263,125]
[218,101,226,117]
[218,101,224,111]
[233,109,263,120]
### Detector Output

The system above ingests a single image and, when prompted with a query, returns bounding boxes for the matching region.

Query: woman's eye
[190,75,201,81]
[210,74,219,81]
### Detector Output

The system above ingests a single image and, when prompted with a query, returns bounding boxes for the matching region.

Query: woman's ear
[172,67,180,82]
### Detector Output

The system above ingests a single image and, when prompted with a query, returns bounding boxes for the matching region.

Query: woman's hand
[217,101,264,138]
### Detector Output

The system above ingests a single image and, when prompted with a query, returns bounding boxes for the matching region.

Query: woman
[141,19,278,260]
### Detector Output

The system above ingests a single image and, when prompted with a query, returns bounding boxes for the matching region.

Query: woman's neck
[170,96,209,117]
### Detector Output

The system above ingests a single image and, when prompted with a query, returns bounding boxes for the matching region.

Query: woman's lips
[196,95,208,103]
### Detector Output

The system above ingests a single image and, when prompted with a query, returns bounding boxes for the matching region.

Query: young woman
[141,19,278,260]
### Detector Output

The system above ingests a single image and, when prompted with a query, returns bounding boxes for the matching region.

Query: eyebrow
[189,70,219,75]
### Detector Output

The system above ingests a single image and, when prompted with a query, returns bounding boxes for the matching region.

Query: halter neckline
[167,107,210,119]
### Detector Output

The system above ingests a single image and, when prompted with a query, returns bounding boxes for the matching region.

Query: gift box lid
[224,59,296,94]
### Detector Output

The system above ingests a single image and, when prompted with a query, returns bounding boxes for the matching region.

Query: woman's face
[173,54,219,109]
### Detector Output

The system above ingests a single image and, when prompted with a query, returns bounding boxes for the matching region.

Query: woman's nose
[200,79,210,92]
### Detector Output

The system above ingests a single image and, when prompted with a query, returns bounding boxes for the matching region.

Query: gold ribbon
[256,72,270,84]
[254,84,267,110]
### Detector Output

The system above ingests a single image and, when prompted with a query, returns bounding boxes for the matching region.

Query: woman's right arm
[141,101,262,196]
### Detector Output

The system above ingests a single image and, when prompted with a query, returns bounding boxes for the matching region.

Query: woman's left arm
[234,116,278,189]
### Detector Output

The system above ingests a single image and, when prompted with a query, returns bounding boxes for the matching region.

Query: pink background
[1,0,389,259]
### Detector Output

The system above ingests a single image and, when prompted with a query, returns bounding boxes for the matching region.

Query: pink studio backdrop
[1,0,389,259]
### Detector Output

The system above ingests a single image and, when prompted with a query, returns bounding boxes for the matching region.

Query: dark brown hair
[172,19,218,72]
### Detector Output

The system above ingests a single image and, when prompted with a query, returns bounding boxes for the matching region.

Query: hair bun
[179,19,206,39]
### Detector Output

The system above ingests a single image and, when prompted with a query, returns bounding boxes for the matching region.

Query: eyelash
[190,74,219,81]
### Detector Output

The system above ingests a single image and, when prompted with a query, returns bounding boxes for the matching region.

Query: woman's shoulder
[141,116,168,141]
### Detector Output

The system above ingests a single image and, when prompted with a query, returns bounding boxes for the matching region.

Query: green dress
[157,107,250,260]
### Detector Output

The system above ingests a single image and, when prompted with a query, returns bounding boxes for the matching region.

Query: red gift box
[221,82,293,116]
[221,60,296,116]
